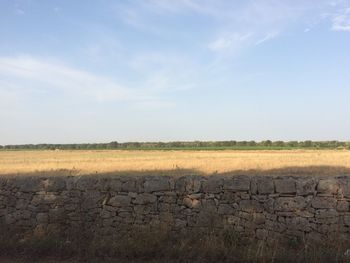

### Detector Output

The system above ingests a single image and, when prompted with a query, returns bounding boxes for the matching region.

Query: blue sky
[1,0,350,144]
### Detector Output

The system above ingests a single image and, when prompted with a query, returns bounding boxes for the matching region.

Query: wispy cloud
[114,0,350,59]
[128,52,200,92]
[0,56,152,103]
[331,7,350,31]
[208,33,253,54]
[14,4,25,15]
[255,32,279,45]
[0,54,198,109]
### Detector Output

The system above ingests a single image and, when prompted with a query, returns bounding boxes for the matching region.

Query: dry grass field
[0,149,350,176]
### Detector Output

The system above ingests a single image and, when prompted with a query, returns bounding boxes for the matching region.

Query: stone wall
[1,175,350,243]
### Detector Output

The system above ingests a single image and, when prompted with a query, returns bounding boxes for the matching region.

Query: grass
[1,225,350,263]
[1,149,350,176]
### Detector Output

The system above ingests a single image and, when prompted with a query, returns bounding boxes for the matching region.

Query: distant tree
[261,140,272,147]
[273,141,285,147]
[247,141,256,146]
[302,140,312,147]
[108,141,119,149]
[237,141,247,146]
[286,141,298,147]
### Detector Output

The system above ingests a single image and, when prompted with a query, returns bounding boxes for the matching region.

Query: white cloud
[331,8,350,31]
[115,0,350,58]
[0,54,198,109]
[255,32,279,45]
[0,56,152,103]
[208,33,252,53]
[128,52,200,92]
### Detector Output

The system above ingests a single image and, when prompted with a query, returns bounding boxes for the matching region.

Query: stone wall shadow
[1,164,350,178]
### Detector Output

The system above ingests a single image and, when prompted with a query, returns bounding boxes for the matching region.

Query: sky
[1,0,350,144]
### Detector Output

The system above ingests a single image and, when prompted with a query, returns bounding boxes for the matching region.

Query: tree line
[0,140,349,150]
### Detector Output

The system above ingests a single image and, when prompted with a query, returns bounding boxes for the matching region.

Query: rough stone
[122,180,137,192]
[202,177,222,194]
[339,178,350,198]
[239,200,262,212]
[108,195,131,207]
[183,197,200,209]
[218,204,234,214]
[257,179,274,194]
[315,209,338,219]
[317,179,339,195]
[337,201,349,212]
[134,193,157,205]
[19,178,42,192]
[311,197,336,209]
[274,197,306,212]
[275,178,296,194]
[253,213,266,225]
[42,178,66,192]
[296,178,317,196]
[344,215,350,226]
[144,178,170,192]
[223,176,250,191]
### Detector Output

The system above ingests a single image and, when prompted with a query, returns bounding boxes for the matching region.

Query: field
[1,149,350,176]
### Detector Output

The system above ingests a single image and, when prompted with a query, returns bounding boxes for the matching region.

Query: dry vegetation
[1,149,350,176]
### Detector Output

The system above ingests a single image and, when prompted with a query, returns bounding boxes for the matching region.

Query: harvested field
[0,150,350,176]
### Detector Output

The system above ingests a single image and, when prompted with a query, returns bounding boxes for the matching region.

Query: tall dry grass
[0,150,350,176]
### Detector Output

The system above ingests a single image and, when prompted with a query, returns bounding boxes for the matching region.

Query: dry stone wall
[1,175,350,243]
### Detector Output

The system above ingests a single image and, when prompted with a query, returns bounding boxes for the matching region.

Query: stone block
[311,197,337,209]
[317,179,339,195]
[76,177,98,190]
[144,178,170,192]
[275,178,296,194]
[18,178,42,192]
[134,193,157,205]
[101,178,122,192]
[42,178,66,192]
[339,178,350,198]
[202,177,223,194]
[201,199,217,211]
[183,197,200,209]
[239,200,262,212]
[16,198,30,210]
[134,205,152,215]
[218,204,234,214]
[262,198,275,213]
[174,177,190,193]
[315,209,338,219]
[337,201,349,212]
[122,180,137,192]
[253,213,266,225]
[257,178,274,194]
[344,215,350,226]
[274,197,306,212]
[108,195,131,207]
[223,176,250,191]
[296,178,317,195]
